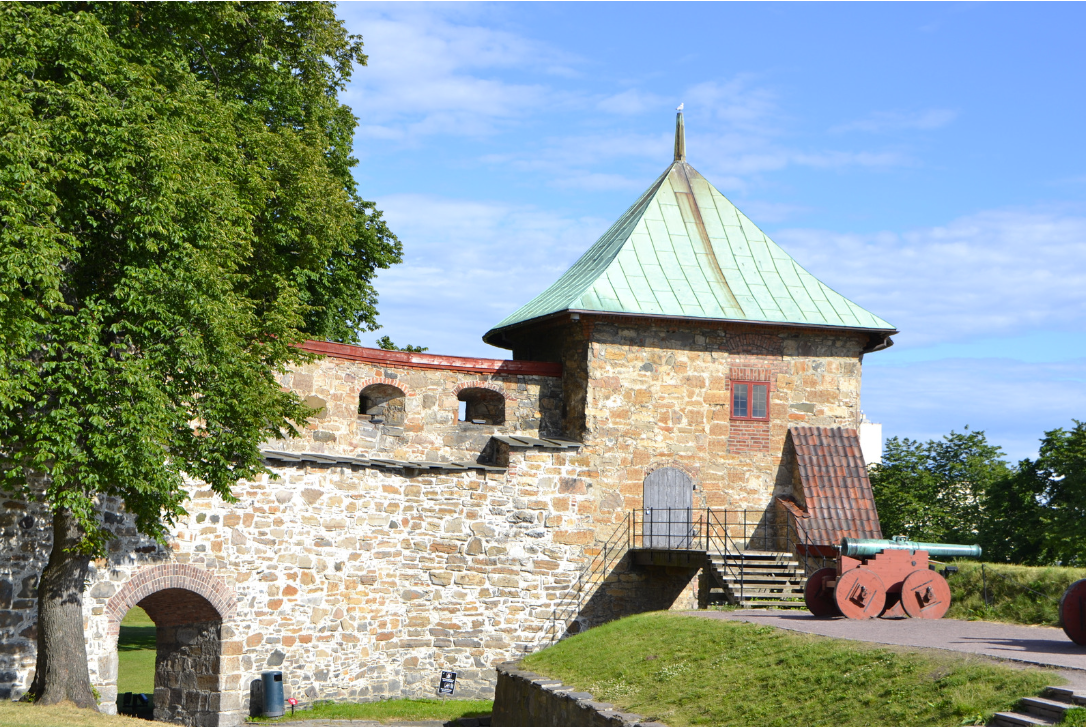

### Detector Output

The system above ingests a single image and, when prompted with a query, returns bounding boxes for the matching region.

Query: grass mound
[946,561,1086,626]
[251,697,493,722]
[522,612,1059,727]
[0,701,143,727]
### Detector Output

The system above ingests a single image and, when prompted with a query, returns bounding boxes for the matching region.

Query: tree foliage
[376,335,428,353]
[869,429,1010,544]
[0,0,399,551]
[984,422,1086,566]
[0,2,400,705]
[870,423,1086,566]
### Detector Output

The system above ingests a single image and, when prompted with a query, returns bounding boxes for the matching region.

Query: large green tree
[869,429,1011,544]
[984,421,1086,565]
[0,2,400,707]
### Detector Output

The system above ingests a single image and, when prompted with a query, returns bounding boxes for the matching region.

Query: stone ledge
[491,662,669,727]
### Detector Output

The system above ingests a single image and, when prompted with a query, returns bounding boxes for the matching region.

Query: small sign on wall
[438,671,457,696]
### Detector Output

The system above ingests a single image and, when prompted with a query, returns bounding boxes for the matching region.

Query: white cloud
[831,109,958,134]
[773,208,1086,348]
[338,5,573,141]
[597,89,667,115]
[862,358,1086,461]
[364,193,610,357]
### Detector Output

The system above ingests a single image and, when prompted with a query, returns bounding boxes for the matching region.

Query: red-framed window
[731,381,769,420]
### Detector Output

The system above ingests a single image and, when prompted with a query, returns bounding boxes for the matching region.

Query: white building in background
[859,412,883,466]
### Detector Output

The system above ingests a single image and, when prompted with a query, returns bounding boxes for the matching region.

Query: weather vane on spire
[674,104,686,162]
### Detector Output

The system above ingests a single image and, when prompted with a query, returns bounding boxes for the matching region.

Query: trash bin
[261,671,285,717]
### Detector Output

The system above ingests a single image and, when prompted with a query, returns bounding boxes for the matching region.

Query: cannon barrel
[840,536,982,559]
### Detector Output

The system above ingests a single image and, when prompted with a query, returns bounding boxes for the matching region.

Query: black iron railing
[541,511,632,645]
[542,507,820,644]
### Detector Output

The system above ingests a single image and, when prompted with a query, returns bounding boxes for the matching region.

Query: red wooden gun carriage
[804,536,981,620]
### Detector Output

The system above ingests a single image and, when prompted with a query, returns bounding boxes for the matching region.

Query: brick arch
[356,377,412,397]
[645,460,699,482]
[453,381,515,401]
[728,332,783,356]
[105,564,236,635]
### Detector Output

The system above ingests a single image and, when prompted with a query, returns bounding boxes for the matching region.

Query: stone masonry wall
[279,356,564,461]
[1,321,875,721]
[492,662,669,727]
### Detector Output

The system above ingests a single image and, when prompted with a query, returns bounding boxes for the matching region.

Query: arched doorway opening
[358,383,406,426]
[643,467,694,548]
[457,386,506,425]
[105,565,236,725]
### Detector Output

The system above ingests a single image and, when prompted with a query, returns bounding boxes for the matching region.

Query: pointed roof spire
[674,103,686,162]
[483,110,896,348]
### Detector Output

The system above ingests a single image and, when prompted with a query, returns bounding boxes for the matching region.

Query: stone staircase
[991,686,1086,726]
[707,550,807,609]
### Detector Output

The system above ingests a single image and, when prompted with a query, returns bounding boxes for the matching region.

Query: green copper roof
[484,113,894,346]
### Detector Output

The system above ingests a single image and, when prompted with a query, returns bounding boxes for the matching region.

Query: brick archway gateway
[103,565,242,727]
[105,564,236,634]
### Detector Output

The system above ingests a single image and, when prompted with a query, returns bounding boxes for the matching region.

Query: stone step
[712,582,807,595]
[711,563,804,575]
[991,712,1057,727]
[709,557,803,568]
[1045,686,1086,706]
[738,600,807,609]
[1019,696,1075,721]
[715,574,804,584]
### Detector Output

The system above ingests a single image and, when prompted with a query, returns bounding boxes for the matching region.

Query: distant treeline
[869,421,1086,566]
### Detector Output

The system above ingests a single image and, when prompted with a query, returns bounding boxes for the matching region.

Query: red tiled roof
[789,426,882,546]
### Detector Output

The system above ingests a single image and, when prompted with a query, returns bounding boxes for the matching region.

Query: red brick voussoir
[104,563,236,635]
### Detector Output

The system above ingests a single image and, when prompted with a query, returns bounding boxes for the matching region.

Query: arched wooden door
[643,467,694,548]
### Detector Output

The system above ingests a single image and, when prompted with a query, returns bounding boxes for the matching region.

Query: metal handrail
[541,511,632,645]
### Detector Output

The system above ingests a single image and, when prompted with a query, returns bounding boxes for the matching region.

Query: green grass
[247,698,493,723]
[521,612,1061,727]
[0,701,144,727]
[117,607,155,695]
[945,561,1086,626]
[1064,707,1086,727]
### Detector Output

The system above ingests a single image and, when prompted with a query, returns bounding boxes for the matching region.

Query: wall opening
[457,387,506,425]
[359,383,406,427]
[133,588,223,725]
[115,605,157,720]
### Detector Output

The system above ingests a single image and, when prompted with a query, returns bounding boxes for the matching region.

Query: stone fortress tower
[0,112,894,726]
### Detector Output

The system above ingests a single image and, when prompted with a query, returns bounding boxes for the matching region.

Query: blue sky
[334,2,1086,461]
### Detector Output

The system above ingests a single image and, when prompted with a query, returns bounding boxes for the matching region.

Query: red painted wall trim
[299,340,563,378]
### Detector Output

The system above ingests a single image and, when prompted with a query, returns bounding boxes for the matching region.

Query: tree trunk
[26,508,97,709]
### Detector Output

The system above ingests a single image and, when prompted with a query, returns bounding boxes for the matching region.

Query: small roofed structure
[780,426,883,552]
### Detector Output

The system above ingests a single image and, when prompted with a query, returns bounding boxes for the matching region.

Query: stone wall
[492,662,668,727]
[0,322,878,721]
[279,350,564,461]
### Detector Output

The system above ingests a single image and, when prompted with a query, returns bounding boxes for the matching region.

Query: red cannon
[804,536,982,620]
[1061,579,1086,646]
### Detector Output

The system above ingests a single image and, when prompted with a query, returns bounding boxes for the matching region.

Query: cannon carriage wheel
[900,569,951,619]
[834,568,886,619]
[804,567,841,617]
[1060,579,1086,646]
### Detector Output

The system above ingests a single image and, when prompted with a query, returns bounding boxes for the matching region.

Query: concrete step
[716,573,803,582]
[737,600,806,609]
[1045,686,1086,706]
[721,586,807,599]
[990,712,1057,727]
[711,565,804,577]
[1020,696,1076,722]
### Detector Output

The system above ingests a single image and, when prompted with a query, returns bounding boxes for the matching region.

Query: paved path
[685,610,1086,687]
